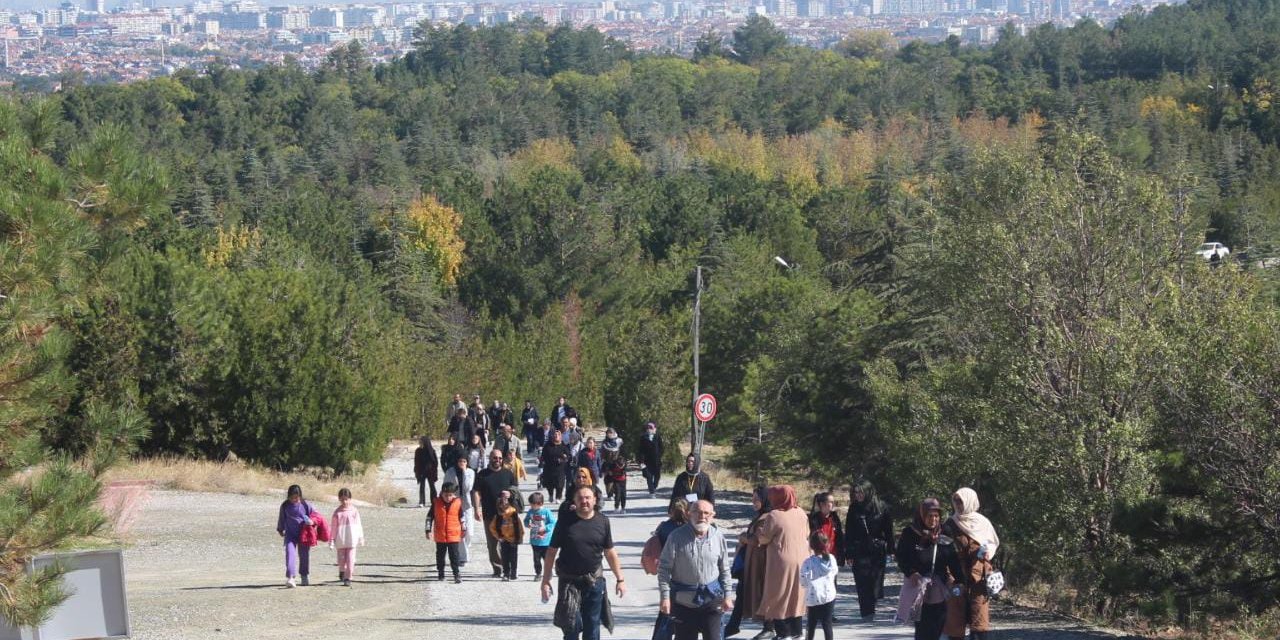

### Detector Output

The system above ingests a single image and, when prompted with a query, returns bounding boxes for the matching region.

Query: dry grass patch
[104,456,406,506]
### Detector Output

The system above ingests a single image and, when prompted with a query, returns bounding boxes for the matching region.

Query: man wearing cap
[638,422,664,498]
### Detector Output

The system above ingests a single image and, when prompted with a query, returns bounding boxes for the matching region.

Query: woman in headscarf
[942,487,999,640]
[724,486,773,640]
[895,498,962,640]
[844,479,895,620]
[558,466,599,517]
[752,485,809,640]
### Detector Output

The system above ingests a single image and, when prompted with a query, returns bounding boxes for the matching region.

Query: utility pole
[690,265,702,457]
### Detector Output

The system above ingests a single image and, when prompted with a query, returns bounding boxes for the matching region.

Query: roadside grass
[104,455,407,507]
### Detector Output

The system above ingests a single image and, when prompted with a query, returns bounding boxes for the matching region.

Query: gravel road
[121,443,1145,639]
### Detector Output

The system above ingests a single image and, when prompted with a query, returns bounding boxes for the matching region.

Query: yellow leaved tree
[402,194,465,288]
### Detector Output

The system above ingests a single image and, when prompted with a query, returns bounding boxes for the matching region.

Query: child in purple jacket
[276,484,318,587]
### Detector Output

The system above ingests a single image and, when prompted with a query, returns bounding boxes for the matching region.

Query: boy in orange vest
[427,481,464,583]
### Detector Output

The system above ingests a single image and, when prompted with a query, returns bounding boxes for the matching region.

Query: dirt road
[121,443,1143,639]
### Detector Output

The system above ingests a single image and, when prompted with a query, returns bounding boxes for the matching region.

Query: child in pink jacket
[329,488,365,586]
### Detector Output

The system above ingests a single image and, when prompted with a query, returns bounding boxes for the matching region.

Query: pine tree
[0,103,147,627]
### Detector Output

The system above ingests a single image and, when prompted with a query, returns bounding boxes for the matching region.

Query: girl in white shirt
[801,531,840,640]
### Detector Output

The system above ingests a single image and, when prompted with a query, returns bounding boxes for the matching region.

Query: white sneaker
[286,577,296,588]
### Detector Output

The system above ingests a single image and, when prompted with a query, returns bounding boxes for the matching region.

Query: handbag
[651,612,674,640]
[730,544,745,579]
[894,573,926,624]
[855,516,887,569]
[984,567,1005,596]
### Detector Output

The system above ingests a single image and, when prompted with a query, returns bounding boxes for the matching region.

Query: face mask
[693,522,711,534]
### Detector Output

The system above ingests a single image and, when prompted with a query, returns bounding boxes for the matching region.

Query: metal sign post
[693,393,717,463]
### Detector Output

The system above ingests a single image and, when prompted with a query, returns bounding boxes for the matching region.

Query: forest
[4,0,1280,632]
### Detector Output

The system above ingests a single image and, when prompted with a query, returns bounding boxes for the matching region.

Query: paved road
[121,442,1143,639]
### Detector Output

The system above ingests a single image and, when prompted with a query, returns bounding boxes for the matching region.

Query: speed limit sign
[694,393,718,422]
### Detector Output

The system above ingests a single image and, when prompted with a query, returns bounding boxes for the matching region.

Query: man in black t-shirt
[474,450,517,578]
[541,485,627,640]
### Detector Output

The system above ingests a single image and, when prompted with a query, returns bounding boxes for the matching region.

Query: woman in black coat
[895,498,963,640]
[845,479,895,619]
[439,432,465,473]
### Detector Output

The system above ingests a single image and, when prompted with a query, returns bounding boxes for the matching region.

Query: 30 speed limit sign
[694,393,718,422]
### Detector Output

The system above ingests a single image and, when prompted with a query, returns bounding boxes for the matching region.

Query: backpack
[641,534,662,575]
[506,485,526,512]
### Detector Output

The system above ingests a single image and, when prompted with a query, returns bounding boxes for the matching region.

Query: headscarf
[576,466,594,488]
[910,497,942,544]
[949,487,1000,558]
[849,478,886,516]
[767,484,798,511]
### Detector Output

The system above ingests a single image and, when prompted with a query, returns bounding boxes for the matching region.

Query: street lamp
[774,255,792,269]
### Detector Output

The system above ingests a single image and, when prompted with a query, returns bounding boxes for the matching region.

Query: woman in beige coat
[753,485,810,640]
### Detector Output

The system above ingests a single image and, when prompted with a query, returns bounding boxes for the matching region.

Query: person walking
[471,398,491,448]
[577,437,604,489]
[505,449,528,482]
[658,499,733,640]
[538,419,554,457]
[560,467,598,517]
[551,396,573,429]
[446,393,467,426]
[276,484,319,588]
[807,492,844,567]
[489,400,505,433]
[895,498,962,640]
[601,427,623,458]
[541,429,572,503]
[440,432,465,472]
[414,436,440,508]
[427,481,465,583]
[495,422,520,458]
[844,479,894,621]
[523,401,541,453]
[602,451,628,514]
[801,532,838,640]
[942,488,999,640]
[525,491,558,580]
[724,487,771,639]
[489,489,526,581]
[638,422,664,498]
[753,485,809,640]
[329,488,365,587]
[654,498,690,546]
[564,421,585,498]
[672,454,715,504]
[466,433,486,471]
[475,449,517,579]
[448,407,475,447]
[441,455,476,566]
[540,484,628,640]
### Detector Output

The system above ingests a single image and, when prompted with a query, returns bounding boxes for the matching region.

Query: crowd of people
[272,392,1003,640]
